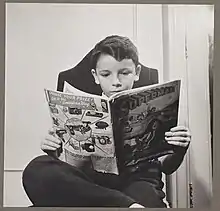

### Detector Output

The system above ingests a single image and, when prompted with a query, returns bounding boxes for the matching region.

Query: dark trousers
[22,155,167,208]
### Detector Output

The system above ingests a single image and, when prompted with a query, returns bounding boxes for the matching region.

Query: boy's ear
[91,69,100,85]
[134,64,142,82]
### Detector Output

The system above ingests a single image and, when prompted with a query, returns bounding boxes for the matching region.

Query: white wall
[136,4,164,82]
[4,3,163,206]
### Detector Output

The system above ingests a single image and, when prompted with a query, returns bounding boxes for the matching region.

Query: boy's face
[91,54,141,97]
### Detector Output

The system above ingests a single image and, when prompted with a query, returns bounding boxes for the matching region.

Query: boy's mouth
[110,90,124,94]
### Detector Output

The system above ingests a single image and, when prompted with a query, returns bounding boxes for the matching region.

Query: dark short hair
[90,35,139,69]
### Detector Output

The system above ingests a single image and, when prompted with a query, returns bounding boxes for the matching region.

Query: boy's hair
[90,35,139,69]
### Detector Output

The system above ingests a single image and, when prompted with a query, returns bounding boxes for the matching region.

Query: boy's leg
[22,155,136,207]
[120,162,167,208]
[122,180,167,208]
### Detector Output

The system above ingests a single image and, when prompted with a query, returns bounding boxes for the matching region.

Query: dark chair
[56,49,159,93]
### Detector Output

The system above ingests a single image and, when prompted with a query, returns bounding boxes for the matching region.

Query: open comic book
[44,80,181,175]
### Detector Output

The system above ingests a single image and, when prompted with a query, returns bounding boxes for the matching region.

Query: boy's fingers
[165,131,191,137]
[41,139,59,149]
[48,128,60,138]
[42,145,57,151]
[165,136,190,143]
[170,126,188,132]
[45,135,61,144]
[48,129,55,135]
[44,138,61,148]
[48,128,56,135]
[167,140,188,147]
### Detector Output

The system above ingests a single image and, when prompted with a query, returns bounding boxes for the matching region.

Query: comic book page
[110,80,181,172]
[64,81,106,98]
[44,89,118,174]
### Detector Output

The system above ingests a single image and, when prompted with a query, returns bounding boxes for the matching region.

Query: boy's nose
[112,76,122,87]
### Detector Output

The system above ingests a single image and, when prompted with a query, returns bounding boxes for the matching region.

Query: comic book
[44,79,181,174]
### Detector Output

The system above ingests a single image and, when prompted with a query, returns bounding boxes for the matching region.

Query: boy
[22,35,191,208]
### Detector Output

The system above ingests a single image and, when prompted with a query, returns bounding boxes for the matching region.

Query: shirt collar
[101,92,109,99]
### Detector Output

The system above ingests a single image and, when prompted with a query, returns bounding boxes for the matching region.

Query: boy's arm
[159,145,189,175]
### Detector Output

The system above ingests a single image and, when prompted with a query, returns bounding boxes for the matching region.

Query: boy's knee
[28,154,54,165]
[22,155,55,185]
[22,155,59,206]
[23,155,50,173]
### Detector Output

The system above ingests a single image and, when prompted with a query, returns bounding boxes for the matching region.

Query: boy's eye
[100,73,110,77]
[121,71,130,75]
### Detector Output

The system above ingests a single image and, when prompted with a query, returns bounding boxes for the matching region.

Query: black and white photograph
[4,3,214,208]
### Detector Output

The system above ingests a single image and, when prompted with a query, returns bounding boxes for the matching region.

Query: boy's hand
[41,128,62,152]
[165,126,191,148]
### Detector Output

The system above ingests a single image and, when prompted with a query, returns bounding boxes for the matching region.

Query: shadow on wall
[208,34,213,176]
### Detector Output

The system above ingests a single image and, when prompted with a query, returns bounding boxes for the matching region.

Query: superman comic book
[45,80,181,174]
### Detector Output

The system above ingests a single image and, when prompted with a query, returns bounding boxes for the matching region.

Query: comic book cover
[44,88,118,174]
[109,80,181,173]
